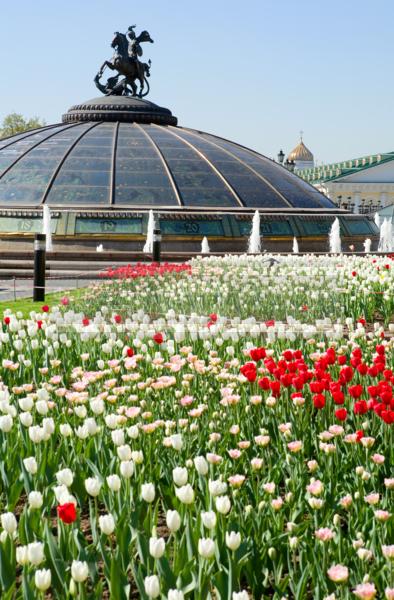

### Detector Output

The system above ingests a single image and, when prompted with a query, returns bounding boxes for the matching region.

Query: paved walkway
[0,278,92,301]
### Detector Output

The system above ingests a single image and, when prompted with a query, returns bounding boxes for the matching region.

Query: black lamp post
[277,150,285,164]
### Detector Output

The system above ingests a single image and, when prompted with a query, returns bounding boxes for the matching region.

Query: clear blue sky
[1,0,393,164]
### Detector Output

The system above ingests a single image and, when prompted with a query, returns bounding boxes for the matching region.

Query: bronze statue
[95,26,154,97]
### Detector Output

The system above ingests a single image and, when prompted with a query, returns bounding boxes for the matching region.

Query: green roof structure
[297,152,394,185]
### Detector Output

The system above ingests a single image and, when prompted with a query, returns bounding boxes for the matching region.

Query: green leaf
[109,555,129,600]
[43,521,67,595]
[22,569,36,600]
[294,567,310,599]
[212,567,230,600]
[136,531,149,567]
[0,535,15,592]
[131,565,149,600]
[157,556,176,591]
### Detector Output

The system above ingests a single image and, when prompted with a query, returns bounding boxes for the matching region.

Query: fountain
[143,210,155,253]
[292,237,299,254]
[378,218,393,252]
[96,244,104,252]
[374,212,381,230]
[42,205,53,252]
[248,210,261,254]
[201,237,210,254]
[329,218,341,253]
[363,238,371,254]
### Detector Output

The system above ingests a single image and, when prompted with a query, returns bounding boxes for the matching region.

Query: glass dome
[0,120,335,210]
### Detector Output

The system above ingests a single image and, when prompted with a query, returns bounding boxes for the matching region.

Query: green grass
[0,288,87,318]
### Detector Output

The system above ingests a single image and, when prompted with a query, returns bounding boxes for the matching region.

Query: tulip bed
[0,254,392,599]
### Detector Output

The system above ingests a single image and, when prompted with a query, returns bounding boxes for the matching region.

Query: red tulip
[313,393,325,409]
[57,502,77,524]
[153,332,163,344]
[335,408,347,421]
[354,400,368,415]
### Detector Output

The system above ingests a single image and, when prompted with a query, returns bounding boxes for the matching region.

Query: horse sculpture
[95,29,153,97]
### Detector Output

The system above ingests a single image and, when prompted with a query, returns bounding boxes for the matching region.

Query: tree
[0,113,46,138]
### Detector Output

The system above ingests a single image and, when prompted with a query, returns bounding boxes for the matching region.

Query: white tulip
[1,512,17,534]
[144,575,160,598]
[99,514,115,536]
[226,531,241,551]
[23,456,38,474]
[117,444,132,461]
[0,415,13,432]
[27,541,45,566]
[42,418,55,435]
[19,397,33,411]
[215,495,231,515]
[166,510,181,532]
[54,484,70,504]
[120,460,134,478]
[71,560,89,582]
[59,424,73,437]
[56,468,74,487]
[232,591,249,600]
[74,405,87,419]
[35,400,48,415]
[84,477,102,497]
[106,474,121,492]
[75,425,89,440]
[28,491,43,509]
[168,591,185,600]
[149,536,165,558]
[84,418,99,435]
[170,434,183,450]
[201,511,217,529]
[127,425,139,439]
[16,545,29,565]
[208,479,227,496]
[36,389,49,401]
[105,414,119,429]
[198,538,216,559]
[175,484,194,505]
[131,450,143,464]
[172,467,188,486]
[111,430,125,446]
[141,483,155,502]
[90,398,104,415]
[35,568,51,591]
[20,412,33,427]
[194,456,209,476]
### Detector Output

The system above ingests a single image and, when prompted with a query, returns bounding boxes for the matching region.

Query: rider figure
[126,26,140,62]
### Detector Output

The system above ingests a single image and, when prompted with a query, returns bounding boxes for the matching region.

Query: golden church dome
[288,139,314,162]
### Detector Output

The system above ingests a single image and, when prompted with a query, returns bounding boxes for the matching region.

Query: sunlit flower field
[0,254,392,599]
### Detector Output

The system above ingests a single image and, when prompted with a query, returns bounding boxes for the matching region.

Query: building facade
[297,152,394,214]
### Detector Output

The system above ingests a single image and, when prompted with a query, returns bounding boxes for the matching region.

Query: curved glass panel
[142,125,239,207]
[0,125,58,150]
[198,131,334,209]
[173,128,288,209]
[0,124,74,178]
[46,123,113,206]
[0,124,91,206]
[114,123,178,206]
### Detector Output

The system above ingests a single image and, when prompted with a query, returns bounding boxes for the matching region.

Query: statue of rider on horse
[94,25,154,98]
